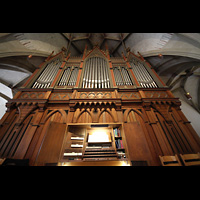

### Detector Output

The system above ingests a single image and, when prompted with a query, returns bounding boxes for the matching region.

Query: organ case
[0,44,200,166]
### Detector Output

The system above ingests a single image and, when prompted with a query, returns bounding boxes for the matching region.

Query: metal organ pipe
[85,61,89,88]
[119,69,123,85]
[91,58,94,88]
[59,69,65,86]
[100,58,103,88]
[82,64,87,88]
[105,60,110,88]
[65,68,71,85]
[139,62,157,88]
[90,58,93,88]
[98,58,101,88]
[71,68,75,86]
[71,68,76,86]
[121,68,127,85]
[115,67,122,86]
[72,68,76,86]
[91,58,95,88]
[137,63,147,87]
[113,68,118,85]
[125,69,133,85]
[130,60,157,88]
[71,67,78,86]
[68,68,72,86]
[90,59,93,88]
[132,63,142,86]
[97,58,100,88]
[105,60,108,88]
[123,68,130,85]
[99,58,103,88]
[136,63,145,87]
[101,58,104,88]
[33,59,61,89]
[81,57,111,89]
[102,58,106,88]
[114,68,118,85]
[94,58,97,88]
[92,59,95,88]
[88,59,91,88]
[139,63,150,87]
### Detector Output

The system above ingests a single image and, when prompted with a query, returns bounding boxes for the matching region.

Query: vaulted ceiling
[0,33,200,117]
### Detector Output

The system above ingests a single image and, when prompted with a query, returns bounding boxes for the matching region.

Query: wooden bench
[159,154,182,166]
[180,153,200,166]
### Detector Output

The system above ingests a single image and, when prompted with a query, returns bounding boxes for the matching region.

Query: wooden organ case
[0,45,200,166]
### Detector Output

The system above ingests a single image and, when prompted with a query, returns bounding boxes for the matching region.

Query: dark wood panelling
[35,122,66,165]
[124,122,154,164]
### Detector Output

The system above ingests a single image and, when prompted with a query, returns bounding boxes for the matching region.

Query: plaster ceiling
[0,33,200,114]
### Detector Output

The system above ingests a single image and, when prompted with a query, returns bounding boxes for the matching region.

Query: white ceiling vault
[0,33,200,133]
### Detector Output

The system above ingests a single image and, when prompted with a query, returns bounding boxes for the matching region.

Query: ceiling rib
[61,33,83,54]
[0,92,11,101]
[111,33,131,55]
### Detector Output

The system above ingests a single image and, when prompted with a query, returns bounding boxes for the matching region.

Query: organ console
[0,44,200,166]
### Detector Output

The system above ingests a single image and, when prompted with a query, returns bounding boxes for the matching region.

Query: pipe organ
[58,66,79,86]
[82,57,111,89]
[32,58,62,89]
[113,66,133,86]
[0,45,200,166]
[129,57,157,88]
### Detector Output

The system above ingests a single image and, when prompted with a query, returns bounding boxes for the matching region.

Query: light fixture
[185,92,192,100]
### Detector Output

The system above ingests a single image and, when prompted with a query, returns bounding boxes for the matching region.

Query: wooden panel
[99,110,114,123]
[0,113,33,158]
[77,109,92,123]
[127,110,137,122]
[36,122,66,165]
[14,110,44,159]
[123,122,153,164]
